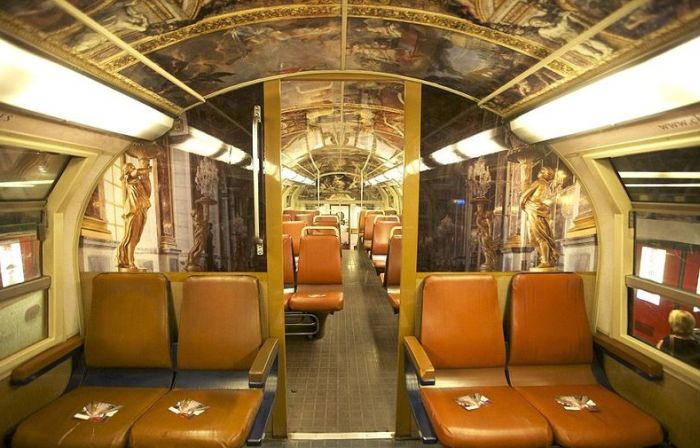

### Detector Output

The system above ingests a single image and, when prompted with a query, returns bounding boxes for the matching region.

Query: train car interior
[0,1,699,447]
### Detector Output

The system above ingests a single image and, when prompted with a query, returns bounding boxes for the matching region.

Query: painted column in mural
[186,157,218,271]
[467,157,497,271]
[116,142,161,272]
[520,166,560,271]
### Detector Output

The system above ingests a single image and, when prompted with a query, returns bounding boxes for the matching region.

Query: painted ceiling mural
[1,0,698,117]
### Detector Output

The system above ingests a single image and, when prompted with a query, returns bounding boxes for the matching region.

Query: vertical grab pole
[253,105,263,255]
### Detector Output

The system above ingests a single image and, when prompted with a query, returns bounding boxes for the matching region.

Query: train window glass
[0,289,48,359]
[629,211,700,369]
[417,84,596,273]
[0,146,71,201]
[78,84,266,273]
[0,234,41,288]
[610,146,700,204]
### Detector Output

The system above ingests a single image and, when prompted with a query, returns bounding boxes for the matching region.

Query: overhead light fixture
[510,35,700,143]
[0,38,173,140]
[172,127,247,165]
[282,167,314,185]
[625,183,700,188]
[365,166,402,186]
[0,180,54,188]
[619,171,700,179]
[428,127,508,167]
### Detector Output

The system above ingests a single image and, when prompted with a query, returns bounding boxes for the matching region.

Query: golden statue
[520,166,560,269]
[117,158,152,271]
[185,196,217,271]
[476,207,497,271]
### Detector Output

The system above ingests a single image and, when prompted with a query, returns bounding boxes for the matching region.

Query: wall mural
[78,85,265,273]
[418,85,595,273]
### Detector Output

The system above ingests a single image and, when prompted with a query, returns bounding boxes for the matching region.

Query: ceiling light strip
[51,0,205,104]
[619,172,700,179]
[478,0,650,107]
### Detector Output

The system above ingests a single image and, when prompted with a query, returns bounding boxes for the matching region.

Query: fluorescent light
[215,145,247,165]
[626,183,700,188]
[176,128,225,156]
[282,167,314,185]
[0,38,173,139]
[619,171,700,179]
[455,128,508,158]
[0,180,54,188]
[365,166,402,186]
[430,146,465,165]
[510,35,700,142]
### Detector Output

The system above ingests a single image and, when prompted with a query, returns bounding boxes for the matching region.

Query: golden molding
[347,5,576,76]
[496,12,700,117]
[281,103,404,114]
[103,5,342,73]
[0,12,183,116]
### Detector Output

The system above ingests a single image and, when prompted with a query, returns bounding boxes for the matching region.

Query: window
[0,146,71,360]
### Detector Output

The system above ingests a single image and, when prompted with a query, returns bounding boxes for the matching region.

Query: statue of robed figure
[520,166,560,270]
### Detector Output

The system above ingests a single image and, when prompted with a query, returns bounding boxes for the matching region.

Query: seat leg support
[404,347,437,444]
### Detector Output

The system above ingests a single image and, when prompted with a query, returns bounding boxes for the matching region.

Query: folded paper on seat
[74,401,122,421]
[556,395,599,411]
[168,399,209,418]
[455,393,491,411]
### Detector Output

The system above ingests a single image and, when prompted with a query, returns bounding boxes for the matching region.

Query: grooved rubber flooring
[286,249,399,433]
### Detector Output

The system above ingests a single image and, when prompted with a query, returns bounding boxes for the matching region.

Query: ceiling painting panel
[119,17,342,99]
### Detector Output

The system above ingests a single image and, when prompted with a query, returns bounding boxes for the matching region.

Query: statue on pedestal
[520,166,559,270]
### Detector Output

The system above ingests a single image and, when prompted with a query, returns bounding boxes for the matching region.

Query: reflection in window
[0,146,71,201]
[630,211,700,369]
[610,146,700,204]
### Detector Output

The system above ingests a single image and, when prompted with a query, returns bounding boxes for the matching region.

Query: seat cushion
[420,386,552,448]
[515,384,662,448]
[129,389,263,448]
[387,291,400,311]
[289,286,344,312]
[13,386,168,448]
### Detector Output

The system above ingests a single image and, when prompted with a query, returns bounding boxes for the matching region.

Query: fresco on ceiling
[79,89,265,273]
[119,17,341,101]
[485,68,563,113]
[346,18,537,99]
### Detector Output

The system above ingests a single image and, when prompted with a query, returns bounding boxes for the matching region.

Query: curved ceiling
[1,0,699,118]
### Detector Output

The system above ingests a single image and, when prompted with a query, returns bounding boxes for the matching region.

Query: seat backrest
[420,275,505,369]
[178,276,262,371]
[508,273,596,385]
[282,220,306,256]
[361,210,382,235]
[364,213,395,249]
[86,273,172,370]
[295,213,314,226]
[357,209,367,235]
[297,234,342,285]
[282,234,295,287]
[314,215,339,225]
[283,209,297,220]
[384,234,402,287]
[372,221,401,256]
[282,213,293,222]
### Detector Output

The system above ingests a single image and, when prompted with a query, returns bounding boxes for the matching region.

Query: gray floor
[285,249,400,433]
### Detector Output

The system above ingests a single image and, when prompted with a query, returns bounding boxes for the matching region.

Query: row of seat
[282,226,344,338]
[406,273,663,448]
[10,274,278,448]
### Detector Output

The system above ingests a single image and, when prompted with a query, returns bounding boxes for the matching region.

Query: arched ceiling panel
[0,0,699,117]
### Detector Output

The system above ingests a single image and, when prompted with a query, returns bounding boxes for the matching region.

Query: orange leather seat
[508,273,663,448]
[357,209,367,240]
[371,221,401,270]
[129,276,278,448]
[282,234,296,310]
[288,233,343,313]
[383,232,402,312]
[406,275,552,448]
[361,211,383,250]
[282,220,305,256]
[295,213,314,226]
[12,273,174,448]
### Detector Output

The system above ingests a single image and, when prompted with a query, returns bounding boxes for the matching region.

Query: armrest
[11,335,83,386]
[594,332,663,380]
[249,338,279,388]
[404,336,435,386]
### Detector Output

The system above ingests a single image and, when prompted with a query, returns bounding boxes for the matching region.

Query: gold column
[263,80,287,436]
[395,81,421,437]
